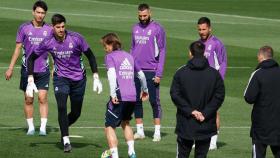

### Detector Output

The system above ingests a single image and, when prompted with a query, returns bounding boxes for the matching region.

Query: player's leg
[176,136,193,158]
[270,145,280,158]
[38,90,48,135]
[20,67,35,135]
[133,76,145,139]
[252,139,267,158]
[121,102,136,158]
[209,112,219,150]
[35,71,50,136]
[105,101,122,158]
[195,138,211,158]
[146,71,162,141]
[24,93,35,135]
[53,76,71,152]
[68,78,86,126]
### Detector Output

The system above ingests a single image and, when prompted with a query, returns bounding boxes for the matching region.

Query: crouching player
[101,33,149,158]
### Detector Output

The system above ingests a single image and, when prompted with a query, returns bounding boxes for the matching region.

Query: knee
[38,96,47,105]
[25,97,34,106]
[71,110,81,119]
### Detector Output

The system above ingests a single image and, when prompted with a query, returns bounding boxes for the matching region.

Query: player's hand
[26,75,38,98]
[140,91,149,101]
[111,97,119,104]
[153,76,161,84]
[93,73,102,94]
[5,68,13,80]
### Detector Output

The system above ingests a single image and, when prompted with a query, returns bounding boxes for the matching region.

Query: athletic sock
[26,118,35,131]
[154,125,161,136]
[210,134,218,145]
[136,123,144,135]
[63,136,70,145]
[127,140,135,156]
[40,118,47,132]
[110,147,119,158]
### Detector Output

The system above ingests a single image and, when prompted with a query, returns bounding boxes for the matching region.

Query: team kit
[5,1,280,158]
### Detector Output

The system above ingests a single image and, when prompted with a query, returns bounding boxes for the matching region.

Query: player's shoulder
[18,21,32,31]
[212,35,224,45]
[151,21,165,30]
[67,30,84,39]
[175,64,188,74]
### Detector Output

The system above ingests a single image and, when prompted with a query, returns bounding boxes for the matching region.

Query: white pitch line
[0,126,250,129]
[76,0,280,23]
[0,6,277,26]
[228,66,252,69]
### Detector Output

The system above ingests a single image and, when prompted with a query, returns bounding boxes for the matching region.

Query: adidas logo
[120,58,132,70]
[28,32,32,36]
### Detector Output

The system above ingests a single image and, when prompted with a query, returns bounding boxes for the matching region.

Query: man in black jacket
[170,41,225,158]
[244,46,280,158]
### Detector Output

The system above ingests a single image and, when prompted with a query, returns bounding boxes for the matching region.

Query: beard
[139,16,151,25]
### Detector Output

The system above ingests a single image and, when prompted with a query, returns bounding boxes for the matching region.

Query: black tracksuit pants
[177,136,210,158]
[252,139,280,158]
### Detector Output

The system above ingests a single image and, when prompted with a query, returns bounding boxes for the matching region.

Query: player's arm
[244,72,259,104]
[107,67,119,104]
[83,48,102,94]
[25,52,40,97]
[135,61,149,101]
[155,26,167,83]
[217,43,227,79]
[201,73,225,121]
[170,72,194,118]
[5,43,22,80]
[129,29,135,54]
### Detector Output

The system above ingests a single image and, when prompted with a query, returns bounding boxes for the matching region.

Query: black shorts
[20,67,50,91]
[105,100,135,128]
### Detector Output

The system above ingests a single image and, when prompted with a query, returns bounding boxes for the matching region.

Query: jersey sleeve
[155,25,167,78]
[216,41,227,79]
[78,35,89,52]
[105,55,115,70]
[16,24,25,43]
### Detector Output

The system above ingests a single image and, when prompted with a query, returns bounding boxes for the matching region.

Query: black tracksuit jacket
[170,57,225,140]
[244,59,280,145]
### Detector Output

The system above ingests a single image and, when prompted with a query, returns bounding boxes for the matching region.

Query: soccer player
[5,1,52,136]
[101,33,148,158]
[244,46,280,158]
[27,14,102,152]
[130,3,166,142]
[197,17,227,150]
[170,41,225,158]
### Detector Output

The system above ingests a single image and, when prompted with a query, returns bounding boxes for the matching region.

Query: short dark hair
[138,3,150,11]
[259,45,273,58]
[197,17,211,27]
[51,14,66,25]
[101,33,122,51]
[33,1,48,12]
[189,41,205,58]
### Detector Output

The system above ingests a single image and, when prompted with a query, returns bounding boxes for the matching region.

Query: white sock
[136,124,144,135]
[127,140,135,156]
[26,118,34,131]
[63,136,70,145]
[210,134,218,145]
[154,125,161,136]
[110,147,119,158]
[40,118,47,132]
